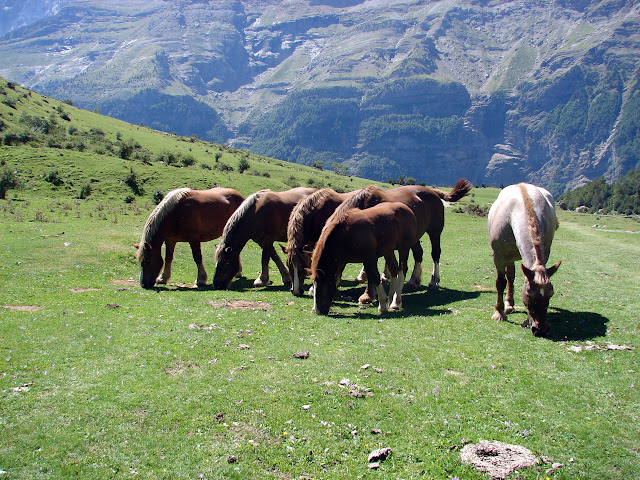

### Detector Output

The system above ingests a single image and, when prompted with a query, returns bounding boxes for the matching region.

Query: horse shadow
[331,283,482,319]
[498,306,610,341]
[546,306,610,341]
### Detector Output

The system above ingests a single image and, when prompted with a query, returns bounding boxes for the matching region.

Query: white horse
[488,183,561,336]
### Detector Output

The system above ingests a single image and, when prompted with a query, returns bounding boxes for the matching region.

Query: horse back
[254,188,317,242]
[489,184,557,266]
[168,188,243,242]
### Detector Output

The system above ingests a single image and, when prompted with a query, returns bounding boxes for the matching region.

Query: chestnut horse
[135,187,244,289]
[212,187,316,289]
[286,188,358,296]
[311,202,417,314]
[330,178,472,301]
[488,183,561,336]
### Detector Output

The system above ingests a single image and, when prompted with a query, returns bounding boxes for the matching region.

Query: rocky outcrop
[0,0,638,192]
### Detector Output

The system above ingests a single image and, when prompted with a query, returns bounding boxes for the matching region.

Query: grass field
[1,175,639,479]
[1,79,639,479]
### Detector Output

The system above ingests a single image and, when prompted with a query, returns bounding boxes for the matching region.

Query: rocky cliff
[0,0,639,192]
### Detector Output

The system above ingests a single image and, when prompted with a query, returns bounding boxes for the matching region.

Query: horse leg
[189,241,208,287]
[385,253,403,311]
[157,240,175,284]
[492,268,508,322]
[359,259,386,313]
[254,245,272,287]
[269,246,291,285]
[405,242,423,290]
[504,263,516,314]
[381,263,391,283]
[427,232,441,289]
[392,248,411,310]
[356,266,367,284]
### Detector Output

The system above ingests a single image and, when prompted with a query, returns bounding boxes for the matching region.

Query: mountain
[1,0,639,193]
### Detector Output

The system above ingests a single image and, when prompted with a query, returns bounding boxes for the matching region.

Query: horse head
[135,242,163,289]
[521,261,561,336]
[212,244,240,290]
[311,267,336,315]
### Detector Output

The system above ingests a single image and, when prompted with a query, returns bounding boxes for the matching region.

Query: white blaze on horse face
[312,280,319,313]
[293,268,300,295]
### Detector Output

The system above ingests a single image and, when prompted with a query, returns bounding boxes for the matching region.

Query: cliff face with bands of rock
[1,0,639,193]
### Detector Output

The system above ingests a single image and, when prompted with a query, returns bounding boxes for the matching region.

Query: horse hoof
[505,305,515,314]
[390,303,402,311]
[378,303,389,314]
[492,311,506,322]
[358,294,372,304]
[253,278,270,287]
[428,282,439,290]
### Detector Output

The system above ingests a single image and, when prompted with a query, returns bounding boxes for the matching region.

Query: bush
[0,168,20,199]
[238,157,250,174]
[78,183,92,199]
[44,170,64,186]
[153,190,165,205]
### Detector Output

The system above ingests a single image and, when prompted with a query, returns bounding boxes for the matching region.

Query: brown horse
[330,178,472,301]
[212,187,316,289]
[310,202,418,314]
[488,183,561,336]
[286,188,358,296]
[135,187,244,289]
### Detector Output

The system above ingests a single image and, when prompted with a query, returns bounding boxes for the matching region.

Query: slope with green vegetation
[559,169,640,215]
[0,78,379,204]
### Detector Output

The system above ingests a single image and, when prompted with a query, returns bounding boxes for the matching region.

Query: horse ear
[521,264,535,281]
[133,243,140,250]
[547,261,562,277]
[279,243,288,254]
[304,267,313,276]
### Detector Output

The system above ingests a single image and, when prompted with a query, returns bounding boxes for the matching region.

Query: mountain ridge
[1,0,639,193]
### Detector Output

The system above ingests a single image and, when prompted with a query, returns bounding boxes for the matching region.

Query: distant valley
[1,0,639,194]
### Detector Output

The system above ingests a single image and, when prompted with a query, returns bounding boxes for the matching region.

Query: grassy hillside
[1,79,639,479]
[0,78,381,203]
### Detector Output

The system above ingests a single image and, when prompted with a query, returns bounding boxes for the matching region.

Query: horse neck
[514,185,549,268]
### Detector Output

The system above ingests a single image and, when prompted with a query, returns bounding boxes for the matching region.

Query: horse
[329,178,472,302]
[285,188,358,296]
[310,202,418,315]
[488,183,561,336]
[212,187,317,290]
[135,187,244,289]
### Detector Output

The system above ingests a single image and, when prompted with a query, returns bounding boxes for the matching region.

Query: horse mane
[136,187,191,262]
[311,206,354,280]
[287,188,336,265]
[331,185,379,218]
[216,190,265,258]
[518,183,545,270]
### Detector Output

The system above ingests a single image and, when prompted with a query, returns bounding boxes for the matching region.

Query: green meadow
[1,79,639,479]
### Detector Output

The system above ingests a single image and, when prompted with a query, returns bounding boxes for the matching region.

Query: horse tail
[432,178,472,203]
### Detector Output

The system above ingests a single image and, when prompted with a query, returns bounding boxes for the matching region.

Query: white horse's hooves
[253,278,270,287]
[390,303,402,311]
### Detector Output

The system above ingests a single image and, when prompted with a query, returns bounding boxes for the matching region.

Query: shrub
[153,190,165,205]
[0,168,20,199]
[238,157,250,174]
[78,183,92,199]
[44,170,64,186]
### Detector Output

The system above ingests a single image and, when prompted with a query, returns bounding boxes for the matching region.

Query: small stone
[227,455,237,463]
[293,351,310,359]
[368,462,380,469]
[368,447,391,463]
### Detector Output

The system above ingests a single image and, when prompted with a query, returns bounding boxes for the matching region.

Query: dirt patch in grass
[207,300,272,310]
[460,440,539,479]
[69,287,101,293]
[164,359,200,376]
[2,305,43,312]
[112,279,138,287]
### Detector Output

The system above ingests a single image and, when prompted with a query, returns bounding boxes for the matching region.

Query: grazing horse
[330,178,472,302]
[286,188,358,296]
[311,202,418,314]
[212,187,316,289]
[135,187,244,289]
[488,183,561,336]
